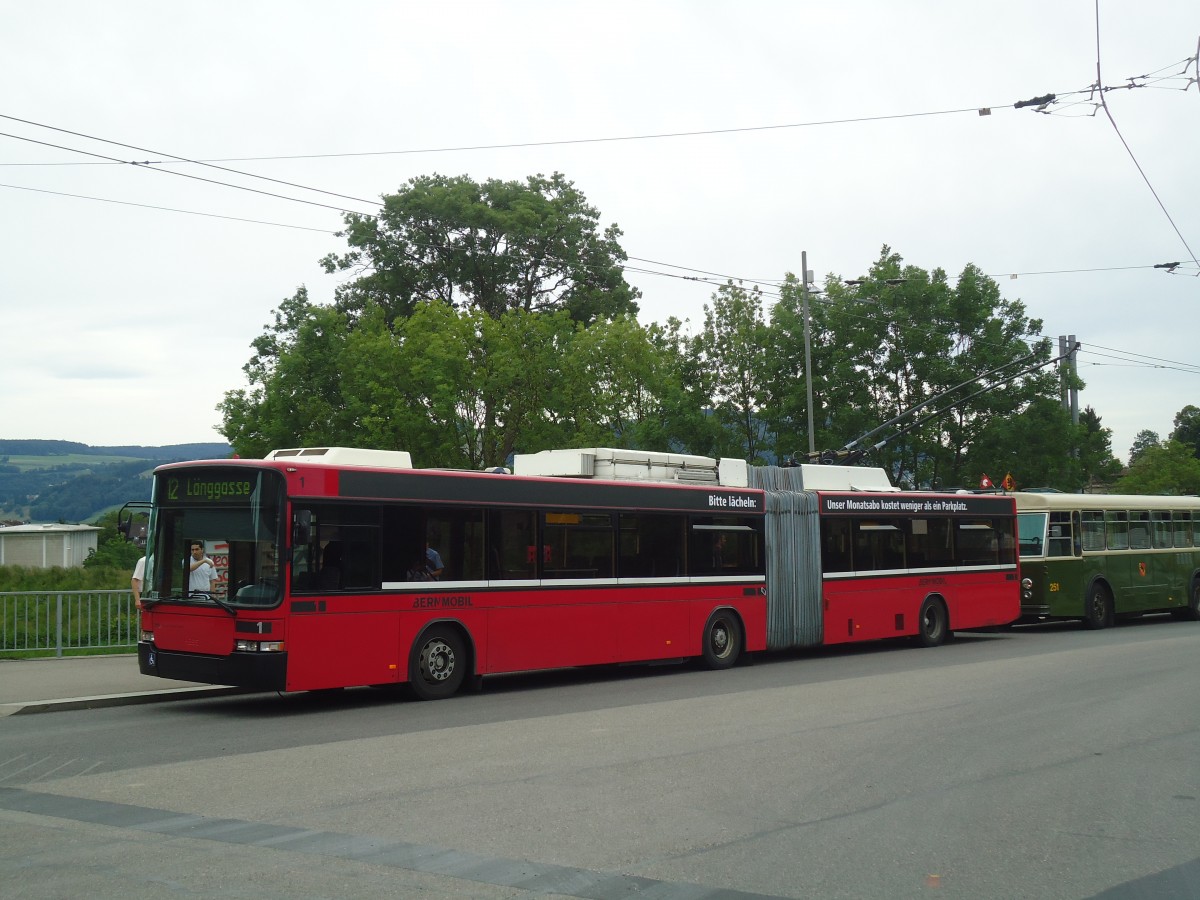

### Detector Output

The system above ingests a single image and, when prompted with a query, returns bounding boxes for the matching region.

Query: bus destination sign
[164,474,256,503]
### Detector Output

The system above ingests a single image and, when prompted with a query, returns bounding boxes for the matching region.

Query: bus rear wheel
[409,628,467,701]
[1181,580,1200,622]
[701,610,742,670]
[915,598,949,647]
[1083,583,1113,630]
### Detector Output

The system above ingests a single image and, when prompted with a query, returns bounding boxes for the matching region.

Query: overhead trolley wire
[2,97,1194,382]
[0,128,370,219]
[0,112,380,211]
[1092,5,1199,268]
[0,181,339,234]
[0,94,1096,169]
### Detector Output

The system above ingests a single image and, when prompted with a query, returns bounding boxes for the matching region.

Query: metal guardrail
[0,590,138,657]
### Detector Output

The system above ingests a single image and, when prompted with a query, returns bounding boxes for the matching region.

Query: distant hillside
[0,440,232,524]
[0,440,231,460]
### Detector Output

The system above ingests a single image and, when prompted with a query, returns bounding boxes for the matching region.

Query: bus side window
[857,522,904,571]
[1151,511,1172,549]
[487,509,536,579]
[1081,511,1105,551]
[910,517,953,568]
[1107,511,1129,550]
[1047,512,1074,558]
[956,521,999,566]
[618,513,684,578]
[1128,511,1151,550]
[821,519,852,573]
[1174,511,1193,548]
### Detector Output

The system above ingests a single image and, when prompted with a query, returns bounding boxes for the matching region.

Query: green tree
[761,272,815,460]
[219,291,677,467]
[553,315,664,448]
[322,173,640,326]
[1170,405,1200,458]
[1077,406,1123,489]
[1113,440,1200,495]
[628,318,725,456]
[1128,429,1161,466]
[219,287,358,459]
[788,248,1052,488]
[83,510,143,570]
[696,281,771,460]
[960,398,1076,490]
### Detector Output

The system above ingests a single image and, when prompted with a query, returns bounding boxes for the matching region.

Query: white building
[0,523,101,568]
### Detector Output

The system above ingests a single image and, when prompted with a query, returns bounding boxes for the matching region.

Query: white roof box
[792,463,898,491]
[513,448,749,487]
[265,447,413,469]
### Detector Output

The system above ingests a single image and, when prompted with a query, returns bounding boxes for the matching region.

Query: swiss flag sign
[980,474,993,489]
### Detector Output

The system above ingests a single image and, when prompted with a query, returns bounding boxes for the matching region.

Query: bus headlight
[1021,577,1032,591]
[140,630,154,643]
[235,640,285,652]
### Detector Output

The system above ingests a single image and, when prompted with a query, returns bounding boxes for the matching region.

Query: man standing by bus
[188,541,216,596]
[131,556,145,609]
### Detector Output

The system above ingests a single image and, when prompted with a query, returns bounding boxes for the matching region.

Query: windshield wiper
[189,591,237,616]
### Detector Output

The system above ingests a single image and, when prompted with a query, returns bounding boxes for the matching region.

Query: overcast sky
[2,1,1196,465]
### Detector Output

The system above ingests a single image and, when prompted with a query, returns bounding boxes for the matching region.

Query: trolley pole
[802,251,815,456]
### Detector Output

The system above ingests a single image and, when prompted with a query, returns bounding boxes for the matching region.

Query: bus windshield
[1017,512,1047,558]
[144,467,284,609]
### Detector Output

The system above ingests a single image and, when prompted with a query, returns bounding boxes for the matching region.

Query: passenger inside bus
[319,542,344,590]
[407,548,434,581]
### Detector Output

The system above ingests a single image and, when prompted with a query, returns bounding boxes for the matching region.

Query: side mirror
[117,501,151,545]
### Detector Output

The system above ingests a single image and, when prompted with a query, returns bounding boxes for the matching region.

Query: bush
[81,509,144,571]
[0,565,131,592]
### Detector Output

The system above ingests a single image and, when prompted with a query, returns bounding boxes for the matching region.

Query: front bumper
[139,642,287,691]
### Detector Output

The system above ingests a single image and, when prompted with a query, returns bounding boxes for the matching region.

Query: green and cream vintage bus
[1015,492,1200,627]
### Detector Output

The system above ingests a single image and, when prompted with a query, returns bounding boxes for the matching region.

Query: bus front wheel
[409,628,467,701]
[701,610,742,670]
[1083,583,1113,630]
[916,598,949,647]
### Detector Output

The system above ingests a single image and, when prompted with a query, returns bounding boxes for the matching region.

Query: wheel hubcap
[423,640,454,682]
[711,623,729,656]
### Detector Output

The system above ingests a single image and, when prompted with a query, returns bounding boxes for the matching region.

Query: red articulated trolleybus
[133,447,1020,699]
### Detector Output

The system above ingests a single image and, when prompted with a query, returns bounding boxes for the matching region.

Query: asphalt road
[2,618,1198,900]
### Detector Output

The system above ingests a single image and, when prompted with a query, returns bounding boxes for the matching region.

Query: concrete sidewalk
[0,654,245,716]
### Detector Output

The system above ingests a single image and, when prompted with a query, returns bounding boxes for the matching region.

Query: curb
[0,685,252,717]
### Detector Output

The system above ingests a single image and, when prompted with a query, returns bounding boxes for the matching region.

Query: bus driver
[188,542,217,596]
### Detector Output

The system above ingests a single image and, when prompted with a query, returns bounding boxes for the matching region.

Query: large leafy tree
[322,172,640,326]
[1128,430,1161,465]
[553,314,664,449]
[695,281,772,460]
[221,226,1092,484]
[219,291,673,467]
[959,403,1123,493]
[1170,405,1200,459]
[960,398,1075,490]
[789,248,1052,488]
[1114,440,1200,495]
[1076,406,1124,489]
[629,318,725,456]
[219,287,358,458]
[761,272,817,460]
